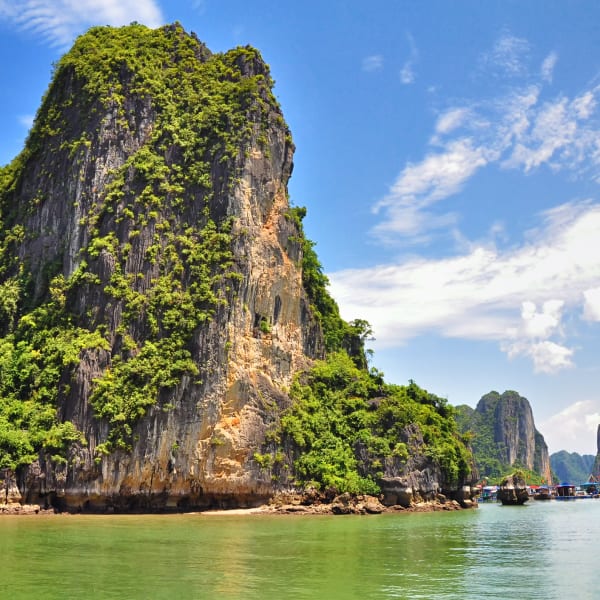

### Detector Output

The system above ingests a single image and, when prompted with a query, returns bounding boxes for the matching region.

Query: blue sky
[1,1,600,455]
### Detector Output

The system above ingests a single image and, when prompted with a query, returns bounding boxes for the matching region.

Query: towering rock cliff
[0,24,474,511]
[456,391,551,482]
[0,23,324,510]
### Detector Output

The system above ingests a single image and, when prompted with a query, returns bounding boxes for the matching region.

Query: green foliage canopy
[263,352,471,494]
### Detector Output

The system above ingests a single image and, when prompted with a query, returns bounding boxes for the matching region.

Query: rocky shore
[1,491,476,517]
[0,503,55,515]
[259,491,476,516]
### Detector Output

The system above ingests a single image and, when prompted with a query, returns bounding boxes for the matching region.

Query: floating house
[555,483,577,500]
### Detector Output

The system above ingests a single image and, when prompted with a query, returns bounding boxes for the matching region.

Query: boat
[477,485,498,502]
[533,486,553,500]
[555,483,577,500]
[576,482,599,498]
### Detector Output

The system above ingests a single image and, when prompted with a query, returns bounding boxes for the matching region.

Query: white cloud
[519,300,564,339]
[361,30,600,372]
[373,34,600,242]
[435,108,470,135]
[540,400,600,454]
[572,90,596,119]
[0,0,163,47]
[375,139,488,211]
[505,91,598,172]
[583,287,600,321]
[400,32,418,85]
[532,341,574,372]
[504,340,574,374]
[494,85,540,148]
[372,138,488,241]
[389,138,486,203]
[400,64,415,85]
[541,51,558,83]
[481,32,530,77]
[330,200,600,373]
[362,55,383,72]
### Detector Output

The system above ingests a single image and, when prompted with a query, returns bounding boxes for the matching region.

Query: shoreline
[1,494,476,517]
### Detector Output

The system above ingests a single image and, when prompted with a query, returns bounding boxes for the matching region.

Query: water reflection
[1,502,600,599]
[465,501,600,600]
[377,511,473,598]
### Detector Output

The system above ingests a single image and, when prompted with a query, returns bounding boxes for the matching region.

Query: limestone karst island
[0,23,590,514]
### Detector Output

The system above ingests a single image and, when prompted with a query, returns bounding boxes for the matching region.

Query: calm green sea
[1,500,599,599]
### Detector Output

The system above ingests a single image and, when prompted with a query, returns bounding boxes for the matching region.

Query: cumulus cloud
[503,340,574,374]
[519,300,564,339]
[583,287,600,321]
[540,400,600,454]
[362,55,383,72]
[0,0,163,47]
[501,300,572,373]
[329,200,600,373]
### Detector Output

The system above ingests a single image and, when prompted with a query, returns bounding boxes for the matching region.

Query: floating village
[477,478,600,505]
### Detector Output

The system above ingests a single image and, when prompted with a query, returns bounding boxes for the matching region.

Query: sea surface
[1,499,599,599]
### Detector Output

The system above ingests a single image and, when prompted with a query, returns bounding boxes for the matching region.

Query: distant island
[456,390,551,484]
[550,451,595,483]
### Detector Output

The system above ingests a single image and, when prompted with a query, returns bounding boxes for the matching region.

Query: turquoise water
[1,500,599,599]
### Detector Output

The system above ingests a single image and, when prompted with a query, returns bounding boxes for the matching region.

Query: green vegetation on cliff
[456,390,549,484]
[550,450,595,484]
[0,23,473,496]
[0,23,277,467]
[286,206,371,365]
[258,352,472,494]
[455,402,504,478]
[0,290,100,468]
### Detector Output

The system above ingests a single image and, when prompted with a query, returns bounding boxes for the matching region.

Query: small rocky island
[497,472,529,505]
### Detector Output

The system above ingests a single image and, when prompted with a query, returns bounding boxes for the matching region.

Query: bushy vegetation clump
[0,279,102,469]
[259,351,471,494]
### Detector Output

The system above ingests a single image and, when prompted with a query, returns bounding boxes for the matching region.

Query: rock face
[0,24,475,512]
[497,472,529,505]
[377,424,475,508]
[1,469,22,504]
[456,391,551,482]
[0,24,322,511]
